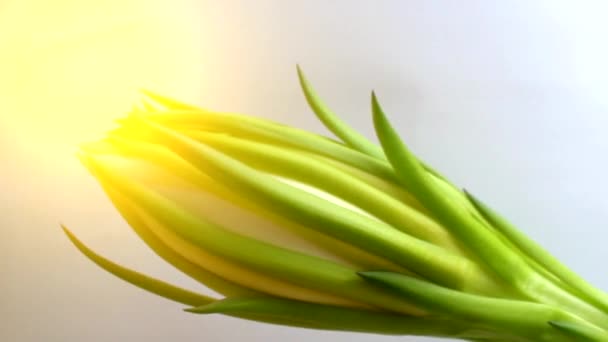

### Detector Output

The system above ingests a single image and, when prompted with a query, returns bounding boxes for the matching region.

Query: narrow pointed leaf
[191,131,461,252]
[137,118,497,292]
[371,93,608,328]
[371,91,533,284]
[296,68,465,195]
[187,296,496,339]
[465,189,608,314]
[79,150,359,307]
[103,135,405,272]
[357,271,600,341]
[133,109,466,219]
[81,151,429,315]
[104,187,259,297]
[138,111,402,183]
[548,320,608,341]
[140,89,201,111]
[297,65,385,159]
[62,225,215,306]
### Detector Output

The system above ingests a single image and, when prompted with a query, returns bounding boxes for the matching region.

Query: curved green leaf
[62,225,215,306]
[187,296,495,339]
[548,320,607,341]
[79,150,428,315]
[136,118,492,292]
[191,131,462,252]
[357,271,602,342]
[465,190,608,314]
[371,92,608,328]
[296,65,385,159]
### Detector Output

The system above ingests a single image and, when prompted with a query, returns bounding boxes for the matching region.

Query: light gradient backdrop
[2,1,608,341]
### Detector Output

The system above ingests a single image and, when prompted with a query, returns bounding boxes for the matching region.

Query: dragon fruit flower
[64,67,608,341]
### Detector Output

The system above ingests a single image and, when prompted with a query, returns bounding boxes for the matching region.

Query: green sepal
[296,67,461,193]
[548,320,607,341]
[296,65,385,159]
[144,111,402,185]
[79,150,429,315]
[62,225,215,307]
[101,135,405,274]
[190,131,460,252]
[103,187,260,297]
[78,144,257,297]
[465,189,608,314]
[118,112,431,215]
[131,92,464,210]
[136,117,488,292]
[357,271,603,342]
[186,296,496,339]
[371,92,608,329]
[132,108,466,215]
[140,89,201,111]
[371,91,532,286]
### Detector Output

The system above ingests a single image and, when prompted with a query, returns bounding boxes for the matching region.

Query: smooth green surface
[62,225,214,307]
[187,296,496,339]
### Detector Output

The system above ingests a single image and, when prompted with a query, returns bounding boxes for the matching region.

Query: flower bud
[64,69,608,341]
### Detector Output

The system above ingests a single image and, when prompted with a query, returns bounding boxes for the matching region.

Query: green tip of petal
[183,306,209,314]
[370,91,398,163]
[370,91,401,162]
[139,89,199,111]
[61,224,77,241]
[548,320,604,341]
[297,66,386,159]
[371,91,382,121]
[184,300,236,314]
[62,224,215,307]
[357,270,384,281]
[295,64,304,79]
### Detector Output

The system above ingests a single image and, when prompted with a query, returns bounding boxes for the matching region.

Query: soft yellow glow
[0,0,206,169]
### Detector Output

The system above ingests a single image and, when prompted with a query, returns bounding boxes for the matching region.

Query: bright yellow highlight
[0,0,206,165]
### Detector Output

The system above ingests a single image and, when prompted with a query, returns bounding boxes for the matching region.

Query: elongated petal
[137,118,499,293]
[548,321,606,341]
[371,92,533,283]
[81,150,428,314]
[187,296,494,339]
[103,135,408,272]
[190,131,462,252]
[122,110,428,212]
[140,89,201,111]
[133,111,401,185]
[296,65,385,159]
[79,143,266,297]
[133,89,469,211]
[357,271,606,342]
[104,186,259,297]
[62,225,214,306]
[141,109,472,214]
[465,190,608,314]
[371,92,608,328]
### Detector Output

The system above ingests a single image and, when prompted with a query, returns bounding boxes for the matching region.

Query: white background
[2,1,608,341]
